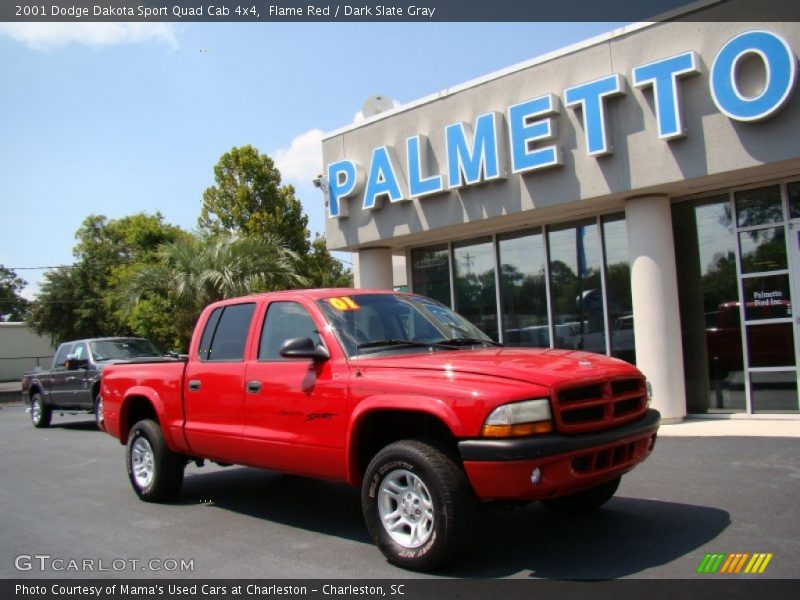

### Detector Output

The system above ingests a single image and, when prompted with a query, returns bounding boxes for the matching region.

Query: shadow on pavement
[179,467,730,578]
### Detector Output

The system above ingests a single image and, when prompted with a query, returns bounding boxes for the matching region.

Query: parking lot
[1,403,798,579]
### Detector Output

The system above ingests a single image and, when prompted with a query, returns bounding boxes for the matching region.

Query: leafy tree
[28,213,186,344]
[27,267,89,342]
[123,234,307,349]
[0,265,29,321]
[198,145,310,255]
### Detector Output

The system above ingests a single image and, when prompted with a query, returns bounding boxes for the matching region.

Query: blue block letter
[633,51,700,140]
[564,74,625,156]
[507,94,562,174]
[446,112,506,189]
[711,30,797,122]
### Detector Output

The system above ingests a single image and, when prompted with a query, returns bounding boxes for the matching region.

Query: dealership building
[321,10,800,422]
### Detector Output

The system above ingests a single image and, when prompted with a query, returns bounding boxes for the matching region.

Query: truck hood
[355,347,640,388]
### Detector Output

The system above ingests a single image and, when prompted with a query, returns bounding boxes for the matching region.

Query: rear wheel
[30,393,51,428]
[542,476,621,513]
[362,439,476,571]
[126,419,184,502]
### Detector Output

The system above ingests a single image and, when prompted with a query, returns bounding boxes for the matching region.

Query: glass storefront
[409,215,635,363]
[675,181,799,414]
[452,237,499,342]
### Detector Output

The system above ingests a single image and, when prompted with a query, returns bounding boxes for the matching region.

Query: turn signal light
[481,420,553,438]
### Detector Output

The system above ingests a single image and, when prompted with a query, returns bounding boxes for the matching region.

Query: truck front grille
[571,438,651,474]
[553,377,647,433]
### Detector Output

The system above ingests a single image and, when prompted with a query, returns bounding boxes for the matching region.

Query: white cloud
[272,128,324,185]
[0,23,178,51]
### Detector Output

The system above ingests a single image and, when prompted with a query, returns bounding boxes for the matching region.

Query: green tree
[28,213,186,344]
[123,234,307,349]
[27,267,89,342]
[198,145,310,255]
[0,265,29,321]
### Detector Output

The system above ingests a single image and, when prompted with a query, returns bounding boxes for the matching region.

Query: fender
[345,394,463,485]
[119,386,179,451]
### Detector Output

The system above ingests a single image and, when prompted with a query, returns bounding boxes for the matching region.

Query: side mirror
[279,337,330,361]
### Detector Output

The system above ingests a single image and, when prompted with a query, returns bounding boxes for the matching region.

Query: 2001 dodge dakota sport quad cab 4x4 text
[102,289,660,570]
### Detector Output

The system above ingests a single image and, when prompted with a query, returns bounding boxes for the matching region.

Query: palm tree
[122,233,307,347]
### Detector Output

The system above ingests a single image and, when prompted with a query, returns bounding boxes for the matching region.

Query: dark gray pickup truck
[22,337,164,429]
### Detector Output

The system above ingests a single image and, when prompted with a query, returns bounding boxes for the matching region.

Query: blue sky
[0,21,626,297]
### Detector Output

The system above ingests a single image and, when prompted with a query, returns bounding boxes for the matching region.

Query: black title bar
[4,0,800,22]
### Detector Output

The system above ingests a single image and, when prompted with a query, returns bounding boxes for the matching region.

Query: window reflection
[741,275,792,321]
[789,181,800,220]
[548,221,606,354]
[739,227,787,273]
[735,185,783,227]
[411,245,451,307]
[603,215,635,363]
[453,238,499,342]
[674,198,745,413]
[498,230,549,347]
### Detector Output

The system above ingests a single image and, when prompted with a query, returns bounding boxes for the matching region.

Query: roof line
[321,0,724,141]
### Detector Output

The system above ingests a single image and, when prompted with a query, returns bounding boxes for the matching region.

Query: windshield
[316,293,494,357]
[89,339,163,361]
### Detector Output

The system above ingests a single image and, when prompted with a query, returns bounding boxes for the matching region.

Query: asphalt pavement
[1,404,798,579]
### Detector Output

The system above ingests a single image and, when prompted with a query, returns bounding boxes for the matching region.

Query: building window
[410,244,451,306]
[674,197,744,413]
[452,237,499,342]
[675,181,799,415]
[497,229,549,347]
[409,215,637,363]
[547,220,606,354]
[603,214,635,363]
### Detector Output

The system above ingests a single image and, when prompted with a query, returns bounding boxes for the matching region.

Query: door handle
[246,380,262,394]
[188,380,201,391]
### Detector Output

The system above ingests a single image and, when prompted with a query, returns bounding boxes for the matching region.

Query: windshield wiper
[437,337,503,347]
[357,339,441,351]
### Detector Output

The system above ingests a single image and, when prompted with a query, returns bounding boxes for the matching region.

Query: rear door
[48,343,74,407]
[242,299,349,480]
[183,302,256,463]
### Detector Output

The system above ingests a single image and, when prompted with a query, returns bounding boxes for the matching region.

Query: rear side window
[259,302,321,360]
[199,303,256,361]
[54,344,74,368]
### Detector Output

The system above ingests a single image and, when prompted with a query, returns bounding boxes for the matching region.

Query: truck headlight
[481,398,553,437]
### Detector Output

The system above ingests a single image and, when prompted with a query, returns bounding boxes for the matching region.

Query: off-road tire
[362,439,476,571]
[126,419,184,502]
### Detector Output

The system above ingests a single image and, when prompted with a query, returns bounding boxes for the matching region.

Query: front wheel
[542,476,621,513]
[30,393,51,428]
[362,440,476,571]
[126,419,184,502]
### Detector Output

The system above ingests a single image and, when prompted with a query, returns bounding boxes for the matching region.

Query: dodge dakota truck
[102,289,660,570]
[22,337,164,429]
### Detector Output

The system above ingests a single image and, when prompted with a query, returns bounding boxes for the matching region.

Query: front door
[242,300,348,481]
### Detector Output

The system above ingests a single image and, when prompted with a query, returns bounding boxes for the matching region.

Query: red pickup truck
[102,289,660,570]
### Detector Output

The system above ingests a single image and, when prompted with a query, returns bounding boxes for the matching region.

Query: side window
[259,302,322,360]
[54,344,74,369]
[72,343,88,360]
[198,307,223,360]
[203,303,256,362]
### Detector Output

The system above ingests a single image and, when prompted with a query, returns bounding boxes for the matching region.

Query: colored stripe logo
[696,553,773,574]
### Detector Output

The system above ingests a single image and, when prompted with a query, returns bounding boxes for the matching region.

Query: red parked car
[101,289,660,570]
